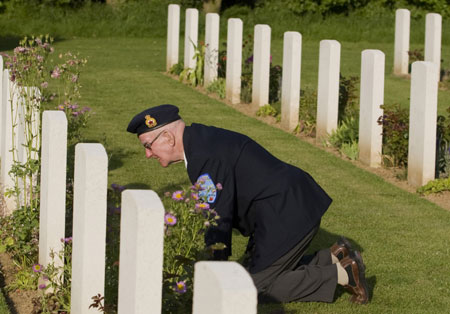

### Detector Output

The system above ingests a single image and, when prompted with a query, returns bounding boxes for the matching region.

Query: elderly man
[127,104,369,304]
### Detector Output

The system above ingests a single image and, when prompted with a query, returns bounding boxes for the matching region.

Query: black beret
[127,104,181,135]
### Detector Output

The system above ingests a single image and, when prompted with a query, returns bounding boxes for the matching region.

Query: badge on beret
[197,174,217,204]
[145,115,157,128]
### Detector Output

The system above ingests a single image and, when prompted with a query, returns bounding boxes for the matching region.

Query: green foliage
[179,40,205,87]
[436,107,450,178]
[0,205,39,263]
[206,78,226,99]
[417,177,450,195]
[169,62,184,76]
[34,239,72,313]
[329,116,359,149]
[161,183,224,313]
[256,104,278,117]
[377,104,409,167]
[269,64,282,104]
[338,74,359,121]
[241,34,254,103]
[5,257,39,291]
[296,87,317,136]
[339,141,359,160]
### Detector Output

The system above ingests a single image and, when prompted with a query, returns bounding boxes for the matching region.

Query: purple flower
[57,104,65,111]
[216,183,223,190]
[246,55,254,64]
[36,55,44,62]
[72,111,79,117]
[51,66,61,79]
[191,192,199,200]
[111,183,125,192]
[64,237,72,243]
[195,203,210,211]
[172,191,184,201]
[175,281,187,294]
[41,81,48,89]
[38,284,46,290]
[81,106,91,113]
[32,264,43,273]
[164,213,177,226]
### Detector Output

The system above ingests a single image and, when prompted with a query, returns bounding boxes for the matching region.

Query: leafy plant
[436,107,450,178]
[206,78,226,99]
[6,257,40,291]
[256,104,278,117]
[161,182,225,313]
[339,141,359,160]
[329,116,359,148]
[296,87,318,136]
[417,177,450,195]
[269,64,282,104]
[33,239,73,314]
[179,40,205,87]
[169,62,184,76]
[338,74,359,121]
[377,104,409,167]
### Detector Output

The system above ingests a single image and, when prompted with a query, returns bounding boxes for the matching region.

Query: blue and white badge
[196,173,217,204]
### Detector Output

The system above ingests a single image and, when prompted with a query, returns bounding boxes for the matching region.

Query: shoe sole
[350,250,369,304]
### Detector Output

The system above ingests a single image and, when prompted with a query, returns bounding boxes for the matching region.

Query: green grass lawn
[34,36,450,313]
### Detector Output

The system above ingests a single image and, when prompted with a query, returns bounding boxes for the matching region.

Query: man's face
[139,129,174,168]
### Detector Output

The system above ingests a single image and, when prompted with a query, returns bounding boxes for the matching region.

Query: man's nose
[145,148,152,159]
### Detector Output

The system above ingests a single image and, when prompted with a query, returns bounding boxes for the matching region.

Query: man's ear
[165,130,176,146]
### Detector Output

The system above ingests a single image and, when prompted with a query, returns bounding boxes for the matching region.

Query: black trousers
[250,223,337,303]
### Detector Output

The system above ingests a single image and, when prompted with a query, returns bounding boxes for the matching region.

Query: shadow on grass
[0,35,66,52]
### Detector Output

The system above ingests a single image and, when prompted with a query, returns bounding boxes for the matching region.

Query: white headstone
[226,18,243,104]
[359,50,385,168]
[118,190,165,314]
[184,8,199,70]
[316,40,341,140]
[408,61,438,187]
[425,13,442,81]
[71,144,108,314]
[39,111,67,271]
[393,9,410,76]
[192,262,257,314]
[281,32,302,132]
[0,70,16,215]
[252,24,271,107]
[167,4,180,71]
[204,13,220,87]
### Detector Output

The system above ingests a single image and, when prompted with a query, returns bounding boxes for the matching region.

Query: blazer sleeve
[197,158,235,260]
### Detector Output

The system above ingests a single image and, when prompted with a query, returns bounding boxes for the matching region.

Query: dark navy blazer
[183,123,332,273]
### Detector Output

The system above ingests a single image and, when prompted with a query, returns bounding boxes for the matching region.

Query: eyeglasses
[143,130,166,151]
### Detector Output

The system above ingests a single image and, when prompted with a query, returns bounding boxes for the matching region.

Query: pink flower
[41,82,48,89]
[38,284,46,290]
[57,104,65,111]
[175,281,187,294]
[32,264,43,273]
[51,66,61,79]
[72,111,79,117]
[71,74,78,83]
[172,191,184,201]
[195,203,210,211]
[164,213,177,226]
[191,192,199,200]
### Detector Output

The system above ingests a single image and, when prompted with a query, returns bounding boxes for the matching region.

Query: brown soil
[173,73,450,211]
[0,251,39,314]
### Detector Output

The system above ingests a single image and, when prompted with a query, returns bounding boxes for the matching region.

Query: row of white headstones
[167,4,443,188]
[0,71,257,312]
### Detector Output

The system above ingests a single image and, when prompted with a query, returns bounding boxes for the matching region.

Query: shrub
[169,62,184,76]
[329,116,359,148]
[436,107,450,178]
[179,41,205,87]
[296,87,317,136]
[377,104,409,167]
[338,74,359,121]
[417,177,450,195]
[256,104,278,117]
[206,78,225,99]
